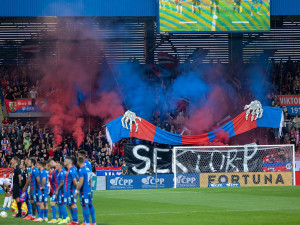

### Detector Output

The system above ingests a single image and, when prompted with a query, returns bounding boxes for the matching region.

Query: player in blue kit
[34,161,49,222]
[78,151,92,173]
[75,157,97,225]
[176,0,183,15]
[56,161,70,224]
[30,158,40,221]
[78,151,96,225]
[64,157,79,225]
[47,159,59,223]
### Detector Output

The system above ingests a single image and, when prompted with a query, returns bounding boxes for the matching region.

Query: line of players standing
[8,150,96,225]
[159,0,264,16]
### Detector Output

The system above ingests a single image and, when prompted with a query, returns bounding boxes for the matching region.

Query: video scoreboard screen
[159,0,270,32]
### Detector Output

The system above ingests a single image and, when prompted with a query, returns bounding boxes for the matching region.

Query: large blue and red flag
[106,106,283,146]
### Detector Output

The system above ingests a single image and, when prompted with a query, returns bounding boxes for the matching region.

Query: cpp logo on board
[176,174,200,188]
[177,175,196,184]
[141,176,164,185]
[110,177,133,186]
[108,176,134,190]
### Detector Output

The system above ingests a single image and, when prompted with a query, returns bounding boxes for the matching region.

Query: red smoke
[72,118,84,148]
[185,86,233,135]
[36,21,123,146]
[86,91,124,123]
[214,129,230,144]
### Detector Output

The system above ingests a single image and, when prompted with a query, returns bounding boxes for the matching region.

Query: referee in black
[11,156,22,218]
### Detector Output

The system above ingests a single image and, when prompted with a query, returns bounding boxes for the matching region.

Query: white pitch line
[180,21,197,24]
[232,21,249,24]
[96,208,300,216]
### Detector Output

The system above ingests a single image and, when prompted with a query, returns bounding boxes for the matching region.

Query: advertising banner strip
[208,183,240,188]
[106,173,200,190]
[262,162,293,167]
[262,162,293,172]
[175,174,200,188]
[277,95,300,106]
[285,106,300,116]
[4,98,48,113]
[263,166,291,172]
[105,172,293,190]
[95,166,122,176]
[201,172,293,187]
[106,174,174,190]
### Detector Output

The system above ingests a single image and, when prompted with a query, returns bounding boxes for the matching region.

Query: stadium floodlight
[172,145,295,188]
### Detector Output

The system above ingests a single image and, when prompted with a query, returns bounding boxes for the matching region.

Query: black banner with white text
[124,144,264,175]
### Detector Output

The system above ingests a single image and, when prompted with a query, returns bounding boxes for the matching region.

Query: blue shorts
[64,191,77,206]
[57,193,64,205]
[51,194,57,202]
[38,190,49,203]
[79,192,93,206]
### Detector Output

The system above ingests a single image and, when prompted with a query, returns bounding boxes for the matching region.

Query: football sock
[82,206,90,223]
[89,205,96,223]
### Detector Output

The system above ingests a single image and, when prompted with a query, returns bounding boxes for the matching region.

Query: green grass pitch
[1,186,300,225]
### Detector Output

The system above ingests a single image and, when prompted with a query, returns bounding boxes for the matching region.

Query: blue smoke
[171,71,211,108]
[97,58,117,93]
[116,63,160,120]
[247,61,273,106]
[113,62,214,121]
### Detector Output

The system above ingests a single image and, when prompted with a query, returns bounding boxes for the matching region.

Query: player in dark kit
[210,0,220,15]
[23,158,33,220]
[192,0,202,14]
[233,0,242,13]
[11,156,22,218]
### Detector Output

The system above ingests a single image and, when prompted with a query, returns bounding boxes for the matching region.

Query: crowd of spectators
[271,56,300,96]
[0,118,126,171]
[0,64,42,102]
[271,57,300,153]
